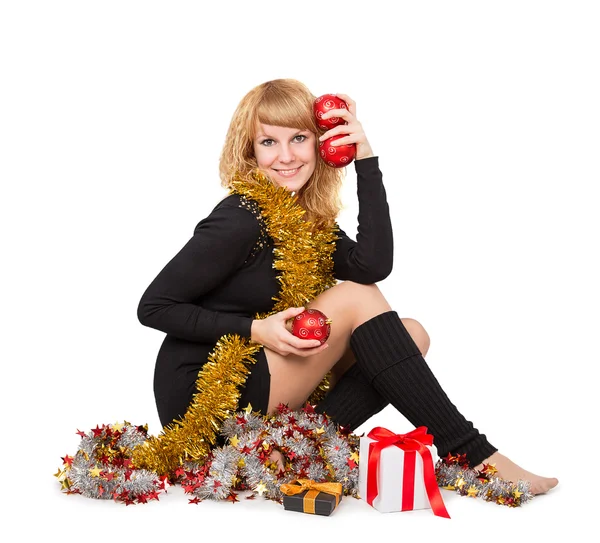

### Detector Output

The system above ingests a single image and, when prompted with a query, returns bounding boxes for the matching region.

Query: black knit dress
[137,156,393,428]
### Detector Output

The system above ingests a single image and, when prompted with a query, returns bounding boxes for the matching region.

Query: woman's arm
[317,94,393,284]
[333,156,394,283]
[137,200,260,343]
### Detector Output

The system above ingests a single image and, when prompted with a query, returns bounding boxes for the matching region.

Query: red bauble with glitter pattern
[319,134,356,168]
[290,308,332,345]
[313,94,349,131]
[314,94,356,168]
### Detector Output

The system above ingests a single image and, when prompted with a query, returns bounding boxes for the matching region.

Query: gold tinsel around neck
[132,169,339,475]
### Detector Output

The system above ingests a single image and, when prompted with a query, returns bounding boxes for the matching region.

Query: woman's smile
[273,166,303,177]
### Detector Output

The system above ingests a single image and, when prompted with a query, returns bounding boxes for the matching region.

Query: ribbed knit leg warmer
[315,363,388,431]
[351,310,498,466]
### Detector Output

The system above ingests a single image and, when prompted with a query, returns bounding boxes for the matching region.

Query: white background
[2,1,598,540]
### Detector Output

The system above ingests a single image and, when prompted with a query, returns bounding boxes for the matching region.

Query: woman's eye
[261,135,307,146]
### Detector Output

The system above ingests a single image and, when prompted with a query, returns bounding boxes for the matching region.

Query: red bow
[366,426,450,519]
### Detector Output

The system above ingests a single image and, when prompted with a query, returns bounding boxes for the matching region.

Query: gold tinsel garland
[132,170,339,475]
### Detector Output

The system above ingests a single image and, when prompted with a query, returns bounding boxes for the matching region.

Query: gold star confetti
[255,482,267,496]
[243,403,253,414]
[314,426,325,435]
[89,466,102,478]
[437,454,536,508]
[237,458,246,468]
[54,468,64,479]
[350,451,360,463]
[484,463,498,476]
[111,422,124,432]
[229,435,240,447]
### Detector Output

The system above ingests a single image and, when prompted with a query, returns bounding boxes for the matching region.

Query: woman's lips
[273,165,303,178]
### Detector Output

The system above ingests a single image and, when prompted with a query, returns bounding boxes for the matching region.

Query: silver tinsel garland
[56,423,167,504]
[178,404,360,503]
[57,411,536,509]
[435,455,534,507]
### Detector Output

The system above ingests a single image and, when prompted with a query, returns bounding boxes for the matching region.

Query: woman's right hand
[251,307,329,357]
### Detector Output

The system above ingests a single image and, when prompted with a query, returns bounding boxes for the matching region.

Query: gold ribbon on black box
[280,479,343,516]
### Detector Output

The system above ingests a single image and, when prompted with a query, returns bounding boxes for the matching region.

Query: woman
[137,78,557,494]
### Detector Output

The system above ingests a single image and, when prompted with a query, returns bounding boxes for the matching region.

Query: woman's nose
[278,144,295,163]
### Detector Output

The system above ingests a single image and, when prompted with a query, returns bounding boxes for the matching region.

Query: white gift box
[358,433,439,513]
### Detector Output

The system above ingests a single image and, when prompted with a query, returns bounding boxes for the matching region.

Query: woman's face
[253,124,317,193]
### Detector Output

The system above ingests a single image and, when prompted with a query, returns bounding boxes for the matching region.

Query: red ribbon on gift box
[366,426,450,519]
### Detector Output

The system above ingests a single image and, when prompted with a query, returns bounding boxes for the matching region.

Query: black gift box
[282,489,342,516]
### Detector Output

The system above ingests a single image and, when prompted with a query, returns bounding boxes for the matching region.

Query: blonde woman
[138,79,557,495]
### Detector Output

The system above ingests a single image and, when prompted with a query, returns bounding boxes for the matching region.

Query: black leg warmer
[350,310,498,466]
[315,363,389,431]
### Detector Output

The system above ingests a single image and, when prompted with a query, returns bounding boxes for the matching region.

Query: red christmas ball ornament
[319,135,356,168]
[313,94,349,131]
[290,308,332,345]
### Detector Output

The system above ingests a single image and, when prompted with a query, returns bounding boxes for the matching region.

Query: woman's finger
[282,306,305,319]
[319,123,363,142]
[326,134,358,146]
[288,335,323,349]
[321,108,353,123]
[285,343,329,358]
[318,123,353,141]
[333,93,356,116]
[274,335,326,354]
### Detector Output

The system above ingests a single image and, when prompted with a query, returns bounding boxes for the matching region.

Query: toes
[541,477,559,493]
[530,482,543,495]
[531,477,559,495]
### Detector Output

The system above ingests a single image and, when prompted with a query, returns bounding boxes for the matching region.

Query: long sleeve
[137,201,261,343]
[333,156,394,283]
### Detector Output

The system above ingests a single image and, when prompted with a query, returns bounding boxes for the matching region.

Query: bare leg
[269,316,430,473]
[266,281,391,412]
[267,281,390,473]
[264,281,557,495]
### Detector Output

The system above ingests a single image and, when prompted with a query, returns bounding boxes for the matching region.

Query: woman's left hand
[318,93,374,160]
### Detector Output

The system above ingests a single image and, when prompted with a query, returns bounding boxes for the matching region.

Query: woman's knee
[334,281,392,321]
[338,280,384,298]
[401,318,431,356]
[315,283,430,355]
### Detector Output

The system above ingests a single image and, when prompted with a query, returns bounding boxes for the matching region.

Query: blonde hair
[219,79,345,229]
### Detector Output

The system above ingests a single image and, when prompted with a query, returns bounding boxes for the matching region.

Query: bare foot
[475,452,558,495]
